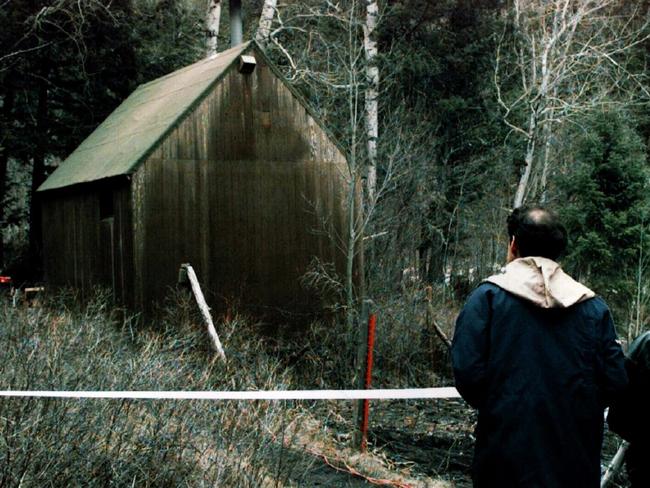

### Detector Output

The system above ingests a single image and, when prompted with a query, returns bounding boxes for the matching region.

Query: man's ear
[510,236,518,254]
[507,236,519,262]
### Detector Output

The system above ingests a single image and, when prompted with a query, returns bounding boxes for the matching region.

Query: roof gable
[38,42,253,192]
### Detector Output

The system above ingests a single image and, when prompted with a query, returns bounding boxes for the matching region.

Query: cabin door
[99,189,117,293]
[99,217,116,293]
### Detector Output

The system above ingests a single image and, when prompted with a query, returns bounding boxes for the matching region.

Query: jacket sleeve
[597,306,628,407]
[451,286,492,409]
[608,332,649,442]
[607,358,636,442]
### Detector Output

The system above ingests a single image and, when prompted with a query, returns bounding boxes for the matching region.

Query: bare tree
[206,0,222,56]
[363,0,379,203]
[494,0,650,207]
[255,0,277,45]
[0,83,14,269]
[261,1,399,327]
[0,0,121,266]
[631,218,650,343]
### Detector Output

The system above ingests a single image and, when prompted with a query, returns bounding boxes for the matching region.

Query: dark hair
[507,206,567,260]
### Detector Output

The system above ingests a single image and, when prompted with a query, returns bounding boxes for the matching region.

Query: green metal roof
[38,42,253,192]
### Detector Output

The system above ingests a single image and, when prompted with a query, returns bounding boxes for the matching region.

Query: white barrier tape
[0,387,460,401]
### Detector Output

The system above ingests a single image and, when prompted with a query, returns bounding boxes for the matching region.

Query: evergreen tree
[0,0,205,276]
[559,110,649,313]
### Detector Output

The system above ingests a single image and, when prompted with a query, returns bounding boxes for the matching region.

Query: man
[607,331,650,487]
[451,206,628,488]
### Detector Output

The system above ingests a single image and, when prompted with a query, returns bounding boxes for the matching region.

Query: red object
[360,313,377,452]
[0,276,12,284]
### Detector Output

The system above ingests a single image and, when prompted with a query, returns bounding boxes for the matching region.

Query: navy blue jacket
[608,331,650,444]
[452,283,627,488]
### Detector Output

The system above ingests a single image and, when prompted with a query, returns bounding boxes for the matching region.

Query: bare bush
[0,290,314,487]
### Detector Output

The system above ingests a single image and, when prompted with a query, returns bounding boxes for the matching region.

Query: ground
[0,294,633,487]
[278,398,472,487]
[280,398,630,488]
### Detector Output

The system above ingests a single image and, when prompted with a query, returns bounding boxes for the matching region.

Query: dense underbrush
[0,288,634,487]
[0,287,455,487]
[0,289,328,487]
[265,283,457,391]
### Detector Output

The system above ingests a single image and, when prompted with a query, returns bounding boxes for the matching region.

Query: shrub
[558,110,649,318]
[0,291,311,487]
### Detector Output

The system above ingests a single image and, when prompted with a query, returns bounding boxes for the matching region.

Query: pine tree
[559,110,649,312]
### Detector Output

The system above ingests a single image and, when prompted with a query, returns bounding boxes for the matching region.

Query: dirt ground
[368,399,474,487]
[276,398,473,487]
[281,398,631,488]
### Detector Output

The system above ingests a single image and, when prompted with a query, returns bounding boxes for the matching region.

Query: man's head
[506,206,567,262]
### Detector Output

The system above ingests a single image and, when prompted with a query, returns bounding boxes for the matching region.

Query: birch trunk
[363,0,379,204]
[539,82,559,203]
[513,111,537,208]
[205,0,222,56]
[539,119,553,204]
[346,48,360,331]
[255,0,277,45]
[346,172,357,330]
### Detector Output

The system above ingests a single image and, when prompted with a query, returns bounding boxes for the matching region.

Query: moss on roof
[38,42,253,192]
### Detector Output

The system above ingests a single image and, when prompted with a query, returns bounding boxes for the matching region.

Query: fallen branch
[267,424,414,488]
[425,286,452,349]
[430,316,452,349]
[600,441,628,488]
[306,447,414,488]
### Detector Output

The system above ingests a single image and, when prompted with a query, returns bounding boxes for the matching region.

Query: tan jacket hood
[485,257,595,309]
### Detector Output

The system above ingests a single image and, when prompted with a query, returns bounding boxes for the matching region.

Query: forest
[2,0,650,333]
[1,1,649,487]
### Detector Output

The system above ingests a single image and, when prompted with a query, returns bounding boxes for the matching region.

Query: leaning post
[600,442,629,488]
[179,263,226,360]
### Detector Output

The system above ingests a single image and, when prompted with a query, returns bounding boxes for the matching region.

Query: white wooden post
[181,263,226,360]
[600,442,628,488]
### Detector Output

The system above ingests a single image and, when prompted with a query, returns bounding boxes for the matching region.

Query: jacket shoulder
[629,331,650,366]
[472,281,503,296]
[573,295,610,318]
[460,282,502,306]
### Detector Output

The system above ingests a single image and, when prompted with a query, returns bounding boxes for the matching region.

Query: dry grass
[0,288,460,487]
[0,289,313,487]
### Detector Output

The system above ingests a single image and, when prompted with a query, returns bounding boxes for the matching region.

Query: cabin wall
[41,179,134,303]
[133,52,349,315]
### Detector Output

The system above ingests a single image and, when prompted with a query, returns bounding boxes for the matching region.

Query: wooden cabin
[38,41,350,317]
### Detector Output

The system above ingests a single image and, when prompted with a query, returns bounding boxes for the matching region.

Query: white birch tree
[206,0,222,56]
[363,0,379,204]
[494,0,650,207]
[260,1,399,327]
[255,0,277,46]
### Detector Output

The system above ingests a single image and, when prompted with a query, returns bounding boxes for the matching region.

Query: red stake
[360,313,377,452]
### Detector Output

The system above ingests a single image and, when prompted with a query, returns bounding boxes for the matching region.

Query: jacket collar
[485,257,595,309]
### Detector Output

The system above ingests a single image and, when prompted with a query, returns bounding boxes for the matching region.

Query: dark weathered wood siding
[41,179,134,302]
[132,52,349,314]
